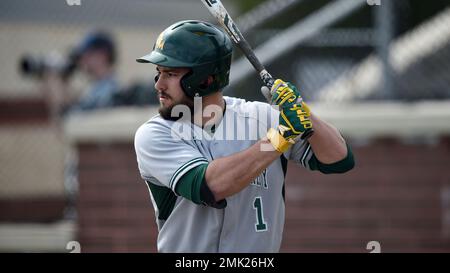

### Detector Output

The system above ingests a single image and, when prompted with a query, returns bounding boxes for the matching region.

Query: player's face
[154,66,193,120]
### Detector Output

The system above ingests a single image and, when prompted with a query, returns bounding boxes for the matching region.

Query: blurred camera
[19,31,115,81]
[19,51,78,80]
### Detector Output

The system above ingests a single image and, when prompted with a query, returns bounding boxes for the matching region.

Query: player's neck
[191,92,225,128]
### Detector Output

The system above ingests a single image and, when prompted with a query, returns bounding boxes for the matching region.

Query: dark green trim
[280,154,288,177]
[280,155,288,202]
[169,157,208,189]
[146,181,177,221]
[308,143,355,174]
[175,163,208,204]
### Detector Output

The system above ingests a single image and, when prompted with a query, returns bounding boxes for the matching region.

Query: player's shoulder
[135,114,174,142]
[224,96,273,117]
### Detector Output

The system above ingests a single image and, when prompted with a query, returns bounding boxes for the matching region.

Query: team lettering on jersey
[251,169,268,189]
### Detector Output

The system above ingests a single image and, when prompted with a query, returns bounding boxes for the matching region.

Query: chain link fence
[227,0,450,102]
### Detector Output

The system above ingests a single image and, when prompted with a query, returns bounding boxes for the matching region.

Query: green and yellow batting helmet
[137,20,233,97]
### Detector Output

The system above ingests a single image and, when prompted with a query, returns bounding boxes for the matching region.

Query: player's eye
[154,72,160,83]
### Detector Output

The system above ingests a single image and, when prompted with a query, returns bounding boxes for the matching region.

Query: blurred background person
[67,31,119,113]
[22,29,156,123]
[28,30,121,120]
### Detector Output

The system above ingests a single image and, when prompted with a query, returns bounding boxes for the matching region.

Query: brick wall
[76,138,450,253]
[77,143,157,252]
[283,137,450,252]
[0,98,49,125]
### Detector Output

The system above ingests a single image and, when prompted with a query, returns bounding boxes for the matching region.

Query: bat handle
[260,69,274,89]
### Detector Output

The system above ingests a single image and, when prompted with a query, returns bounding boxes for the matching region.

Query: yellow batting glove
[266,79,314,152]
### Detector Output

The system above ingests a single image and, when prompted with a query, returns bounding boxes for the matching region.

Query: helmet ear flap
[180,70,195,97]
[181,69,217,98]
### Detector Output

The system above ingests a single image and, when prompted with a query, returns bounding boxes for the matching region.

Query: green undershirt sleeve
[175,163,226,209]
[308,143,355,174]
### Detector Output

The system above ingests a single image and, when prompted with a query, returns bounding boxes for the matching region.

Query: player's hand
[271,79,313,138]
[278,101,312,141]
[261,79,302,107]
[270,79,301,107]
[265,79,313,153]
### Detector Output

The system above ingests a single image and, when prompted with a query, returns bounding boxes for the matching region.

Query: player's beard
[158,92,194,121]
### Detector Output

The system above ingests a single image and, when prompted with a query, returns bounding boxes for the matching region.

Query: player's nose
[154,75,167,92]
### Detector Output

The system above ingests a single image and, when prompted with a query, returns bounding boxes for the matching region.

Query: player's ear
[207,75,214,85]
[199,76,214,89]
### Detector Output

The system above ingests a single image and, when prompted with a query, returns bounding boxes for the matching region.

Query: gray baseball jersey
[134,96,314,253]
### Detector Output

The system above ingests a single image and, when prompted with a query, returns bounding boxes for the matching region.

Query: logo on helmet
[156,33,165,50]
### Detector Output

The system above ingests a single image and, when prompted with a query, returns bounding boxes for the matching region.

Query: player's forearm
[308,113,347,164]
[205,138,281,201]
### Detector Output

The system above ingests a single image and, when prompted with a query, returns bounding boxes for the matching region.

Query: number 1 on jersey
[253,196,268,232]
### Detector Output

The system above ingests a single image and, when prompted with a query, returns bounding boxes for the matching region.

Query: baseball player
[134,20,354,252]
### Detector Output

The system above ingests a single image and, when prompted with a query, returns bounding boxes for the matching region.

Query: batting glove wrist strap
[266,128,293,153]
